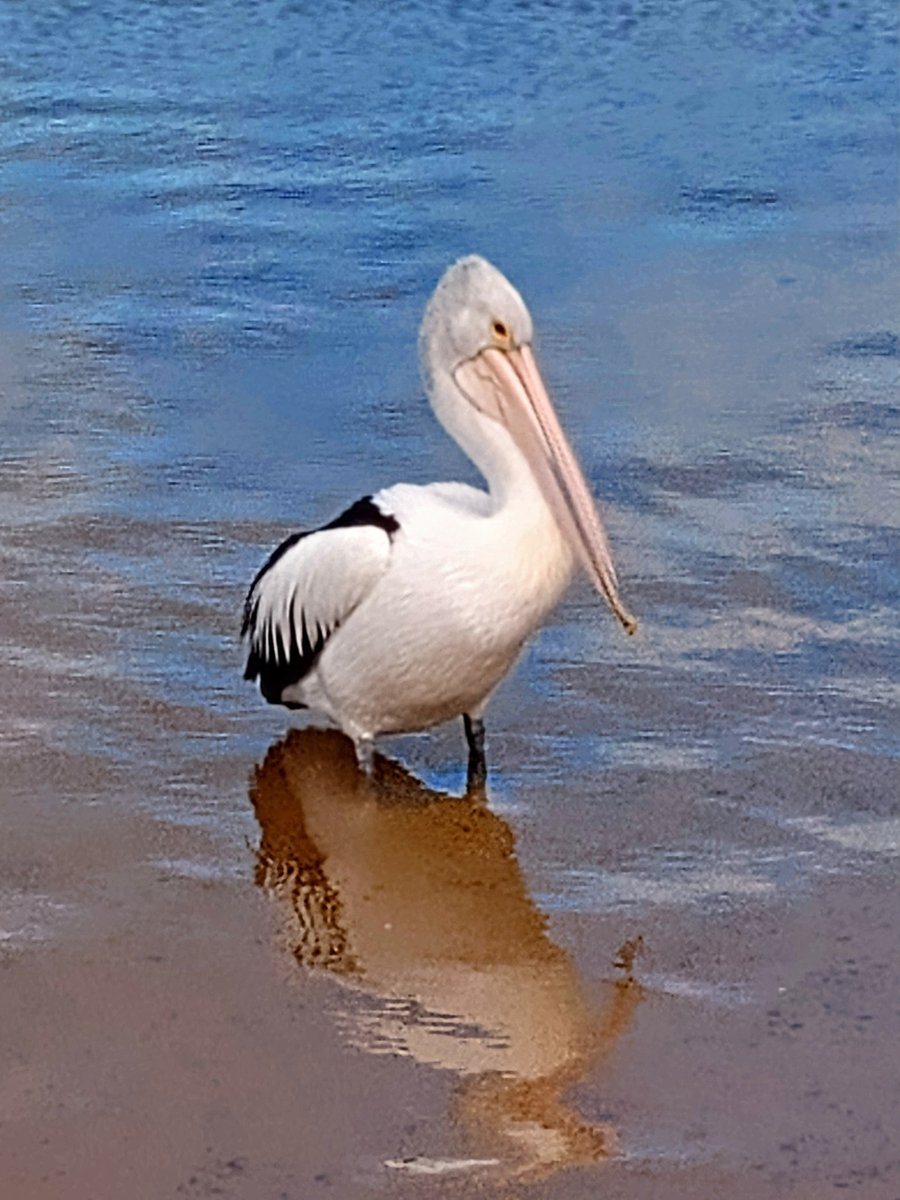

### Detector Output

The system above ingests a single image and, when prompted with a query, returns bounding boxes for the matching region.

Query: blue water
[0,0,897,792]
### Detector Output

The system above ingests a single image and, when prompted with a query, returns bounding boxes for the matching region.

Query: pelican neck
[431,370,552,516]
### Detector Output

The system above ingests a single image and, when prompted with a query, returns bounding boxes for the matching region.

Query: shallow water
[1,0,898,1192]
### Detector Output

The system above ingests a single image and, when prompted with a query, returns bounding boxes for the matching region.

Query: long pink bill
[457,344,637,635]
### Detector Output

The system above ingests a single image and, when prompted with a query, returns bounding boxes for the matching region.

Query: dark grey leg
[463,713,487,794]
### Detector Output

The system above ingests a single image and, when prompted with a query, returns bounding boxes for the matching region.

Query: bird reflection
[249,728,642,1182]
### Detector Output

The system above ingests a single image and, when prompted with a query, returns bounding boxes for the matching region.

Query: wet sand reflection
[249,729,642,1181]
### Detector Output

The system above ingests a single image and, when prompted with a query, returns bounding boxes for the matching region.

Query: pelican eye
[491,319,510,343]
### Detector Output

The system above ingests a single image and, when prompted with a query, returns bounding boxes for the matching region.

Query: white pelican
[243,256,636,784]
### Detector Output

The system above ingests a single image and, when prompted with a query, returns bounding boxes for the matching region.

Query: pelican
[242,256,636,783]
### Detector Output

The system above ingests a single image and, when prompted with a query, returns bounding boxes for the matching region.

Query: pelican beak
[455,344,637,635]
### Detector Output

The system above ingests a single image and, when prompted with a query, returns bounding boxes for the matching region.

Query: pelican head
[420,255,637,635]
[420,255,534,379]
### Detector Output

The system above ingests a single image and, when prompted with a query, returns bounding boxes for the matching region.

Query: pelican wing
[242,496,399,705]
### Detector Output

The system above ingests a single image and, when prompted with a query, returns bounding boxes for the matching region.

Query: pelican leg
[354,735,375,780]
[463,714,487,794]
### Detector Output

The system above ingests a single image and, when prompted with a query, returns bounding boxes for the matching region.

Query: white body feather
[279,478,574,741]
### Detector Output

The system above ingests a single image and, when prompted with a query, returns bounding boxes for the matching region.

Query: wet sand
[3,674,898,1197]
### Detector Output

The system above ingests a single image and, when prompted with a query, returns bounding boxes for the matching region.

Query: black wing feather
[242,496,399,707]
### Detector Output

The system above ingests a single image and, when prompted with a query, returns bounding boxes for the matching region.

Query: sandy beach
[2,584,898,1196]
